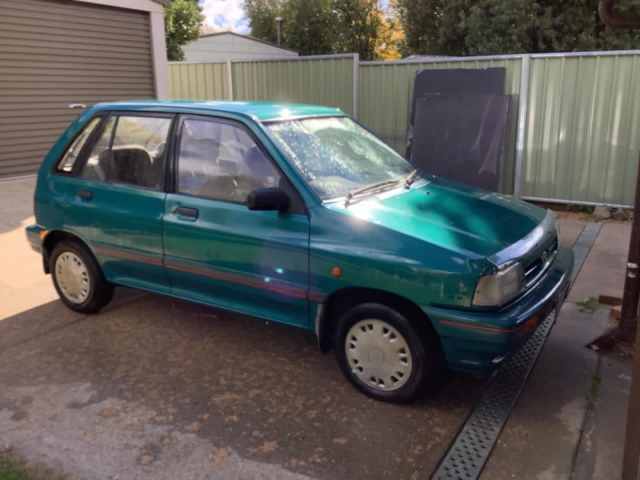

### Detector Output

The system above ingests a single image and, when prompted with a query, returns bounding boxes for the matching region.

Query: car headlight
[473,262,524,307]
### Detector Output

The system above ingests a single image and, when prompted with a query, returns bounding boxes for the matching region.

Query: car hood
[329,177,547,258]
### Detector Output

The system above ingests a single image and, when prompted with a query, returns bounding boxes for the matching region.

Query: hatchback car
[27,101,573,403]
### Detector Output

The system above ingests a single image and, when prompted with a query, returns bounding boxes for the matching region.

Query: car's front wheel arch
[317,287,442,355]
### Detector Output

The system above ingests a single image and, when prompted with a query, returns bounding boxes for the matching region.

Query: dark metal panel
[410,94,511,191]
[411,68,506,126]
[414,67,506,94]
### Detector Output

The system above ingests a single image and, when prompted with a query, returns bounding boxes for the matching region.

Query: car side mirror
[247,187,290,212]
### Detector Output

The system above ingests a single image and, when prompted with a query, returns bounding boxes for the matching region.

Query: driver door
[163,115,311,328]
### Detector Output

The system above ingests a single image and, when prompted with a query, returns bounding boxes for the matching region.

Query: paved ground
[483,215,632,479]
[0,176,631,480]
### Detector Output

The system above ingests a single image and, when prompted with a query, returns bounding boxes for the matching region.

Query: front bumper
[425,247,573,375]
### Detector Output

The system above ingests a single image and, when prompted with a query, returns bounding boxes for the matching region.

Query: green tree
[244,0,387,59]
[463,0,539,54]
[244,0,284,45]
[332,0,383,60]
[395,0,640,56]
[165,0,204,61]
[282,0,334,55]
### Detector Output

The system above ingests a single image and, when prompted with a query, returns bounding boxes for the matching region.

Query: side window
[81,116,115,182]
[80,115,172,190]
[177,118,281,204]
[56,117,101,173]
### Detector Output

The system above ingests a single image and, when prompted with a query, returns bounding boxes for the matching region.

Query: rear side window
[56,117,101,173]
[80,115,172,190]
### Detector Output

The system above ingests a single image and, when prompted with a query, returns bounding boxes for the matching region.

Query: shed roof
[197,31,298,55]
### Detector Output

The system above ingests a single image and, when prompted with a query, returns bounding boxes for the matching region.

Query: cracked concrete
[0,382,315,480]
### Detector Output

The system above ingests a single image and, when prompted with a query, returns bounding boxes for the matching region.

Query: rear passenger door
[163,115,311,328]
[70,113,174,292]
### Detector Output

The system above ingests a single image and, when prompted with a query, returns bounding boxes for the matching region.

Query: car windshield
[265,116,413,200]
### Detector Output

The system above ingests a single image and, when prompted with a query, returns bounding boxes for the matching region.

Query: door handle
[77,189,93,201]
[174,206,199,220]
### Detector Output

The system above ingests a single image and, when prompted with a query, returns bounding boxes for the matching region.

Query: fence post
[226,60,234,101]
[514,54,530,197]
[352,53,359,119]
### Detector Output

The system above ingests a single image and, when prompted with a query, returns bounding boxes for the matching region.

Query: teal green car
[27,101,573,403]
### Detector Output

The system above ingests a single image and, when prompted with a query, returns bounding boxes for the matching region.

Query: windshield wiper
[345,179,401,206]
[404,169,419,188]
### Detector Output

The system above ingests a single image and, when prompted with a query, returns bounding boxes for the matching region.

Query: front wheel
[335,303,441,403]
[50,240,114,313]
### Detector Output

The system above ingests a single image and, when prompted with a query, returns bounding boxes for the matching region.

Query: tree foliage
[374,10,405,60]
[285,0,335,55]
[332,0,383,60]
[165,0,204,61]
[394,0,640,56]
[243,0,284,45]
[244,0,386,59]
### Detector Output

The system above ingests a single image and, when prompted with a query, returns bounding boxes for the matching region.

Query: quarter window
[80,115,171,190]
[57,117,101,173]
[177,118,281,203]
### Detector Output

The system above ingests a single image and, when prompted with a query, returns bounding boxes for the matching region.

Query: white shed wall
[183,33,297,62]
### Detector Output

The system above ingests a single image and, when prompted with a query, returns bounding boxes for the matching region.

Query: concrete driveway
[0,176,600,480]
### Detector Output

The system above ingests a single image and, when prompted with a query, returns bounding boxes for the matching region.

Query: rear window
[56,117,102,173]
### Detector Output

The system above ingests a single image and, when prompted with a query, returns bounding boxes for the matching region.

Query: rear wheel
[335,303,441,403]
[50,240,113,313]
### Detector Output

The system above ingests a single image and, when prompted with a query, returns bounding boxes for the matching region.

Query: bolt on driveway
[0,176,622,480]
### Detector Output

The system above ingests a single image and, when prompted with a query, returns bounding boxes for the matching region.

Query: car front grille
[523,237,558,290]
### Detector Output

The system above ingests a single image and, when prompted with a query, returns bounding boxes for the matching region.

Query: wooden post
[621,153,640,480]
[620,152,640,337]
[622,322,640,480]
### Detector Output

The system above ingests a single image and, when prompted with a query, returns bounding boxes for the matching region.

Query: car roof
[91,100,345,122]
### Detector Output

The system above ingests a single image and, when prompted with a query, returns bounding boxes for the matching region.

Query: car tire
[335,303,442,403]
[50,240,114,313]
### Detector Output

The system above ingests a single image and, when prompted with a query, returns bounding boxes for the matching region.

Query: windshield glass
[265,116,413,200]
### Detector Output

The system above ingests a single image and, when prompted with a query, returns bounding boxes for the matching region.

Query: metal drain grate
[569,222,602,285]
[431,310,557,480]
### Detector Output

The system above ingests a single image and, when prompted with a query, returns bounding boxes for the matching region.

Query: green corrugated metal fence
[231,54,357,116]
[169,62,229,100]
[521,53,640,206]
[168,50,640,206]
[169,54,356,116]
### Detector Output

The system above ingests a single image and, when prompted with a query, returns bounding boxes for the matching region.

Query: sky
[200,0,249,33]
[199,0,390,35]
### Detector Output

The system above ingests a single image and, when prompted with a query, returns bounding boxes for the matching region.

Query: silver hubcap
[55,252,90,304]
[345,319,413,392]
